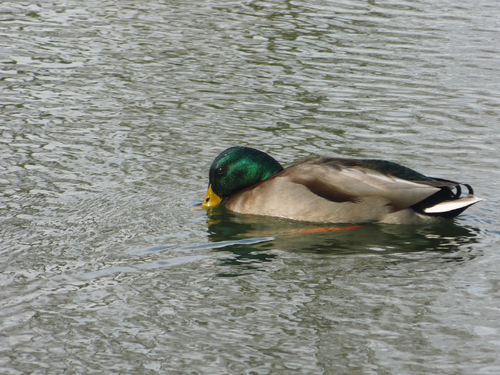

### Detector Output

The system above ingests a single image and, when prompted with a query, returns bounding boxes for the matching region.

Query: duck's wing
[286,158,452,212]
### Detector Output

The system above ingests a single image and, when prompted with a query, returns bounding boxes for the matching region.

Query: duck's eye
[216,166,227,176]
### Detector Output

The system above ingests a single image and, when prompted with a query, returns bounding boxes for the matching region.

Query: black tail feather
[411,181,475,219]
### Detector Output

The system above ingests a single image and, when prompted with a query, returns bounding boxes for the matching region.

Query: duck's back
[224,158,451,224]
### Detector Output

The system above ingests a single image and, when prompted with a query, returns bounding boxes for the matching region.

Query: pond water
[1,0,500,373]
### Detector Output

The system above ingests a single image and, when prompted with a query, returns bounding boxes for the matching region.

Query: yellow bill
[201,185,223,209]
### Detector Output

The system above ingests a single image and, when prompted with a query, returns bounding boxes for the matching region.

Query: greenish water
[1,0,500,374]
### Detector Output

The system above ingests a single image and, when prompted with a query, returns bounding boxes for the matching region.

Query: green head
[201,146,284,208]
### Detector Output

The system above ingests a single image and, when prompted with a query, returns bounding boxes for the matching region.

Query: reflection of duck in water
[201,147,482,225]
[206,207,479,255]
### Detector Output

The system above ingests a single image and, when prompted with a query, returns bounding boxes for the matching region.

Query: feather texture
[203,147,483,224]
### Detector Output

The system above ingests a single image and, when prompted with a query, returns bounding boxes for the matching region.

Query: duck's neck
[230,147,284,184]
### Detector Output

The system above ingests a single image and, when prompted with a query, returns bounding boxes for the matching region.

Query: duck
[201,146,482,224]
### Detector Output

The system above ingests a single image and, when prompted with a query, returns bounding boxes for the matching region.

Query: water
[1,0,500,373]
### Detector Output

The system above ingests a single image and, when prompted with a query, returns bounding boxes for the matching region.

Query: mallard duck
[201,146,482,224]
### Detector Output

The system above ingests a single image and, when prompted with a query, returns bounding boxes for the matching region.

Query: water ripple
[1,0,500,373]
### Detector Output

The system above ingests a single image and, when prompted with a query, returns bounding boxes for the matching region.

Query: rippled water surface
[2,0,500,373]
